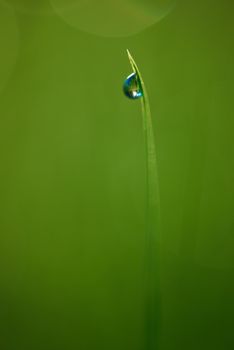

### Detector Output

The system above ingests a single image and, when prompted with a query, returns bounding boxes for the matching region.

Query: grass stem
[127,49,161,350]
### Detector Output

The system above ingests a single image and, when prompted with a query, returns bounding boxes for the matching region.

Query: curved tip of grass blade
[126,49,150,118]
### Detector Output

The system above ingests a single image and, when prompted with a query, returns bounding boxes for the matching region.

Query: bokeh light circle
[50,0,176,37]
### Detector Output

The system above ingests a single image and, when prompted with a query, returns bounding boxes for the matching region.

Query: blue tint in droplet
[123,72,143,99]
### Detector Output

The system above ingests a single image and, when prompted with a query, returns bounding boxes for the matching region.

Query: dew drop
[123,72,143,100]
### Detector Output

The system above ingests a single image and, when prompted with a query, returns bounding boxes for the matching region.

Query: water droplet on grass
[123,73,143,100]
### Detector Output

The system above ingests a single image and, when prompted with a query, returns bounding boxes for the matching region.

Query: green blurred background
[0,1,233,349]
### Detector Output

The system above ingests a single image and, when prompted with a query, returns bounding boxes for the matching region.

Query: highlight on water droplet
[50,0,176,37]
[123,72,143,100]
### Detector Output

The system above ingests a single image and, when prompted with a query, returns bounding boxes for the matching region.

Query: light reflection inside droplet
[123,73,143,100]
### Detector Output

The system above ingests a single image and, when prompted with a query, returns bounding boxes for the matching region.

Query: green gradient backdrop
[0,1,233,349]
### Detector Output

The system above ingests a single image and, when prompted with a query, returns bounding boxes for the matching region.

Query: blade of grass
[126,49,161,350]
